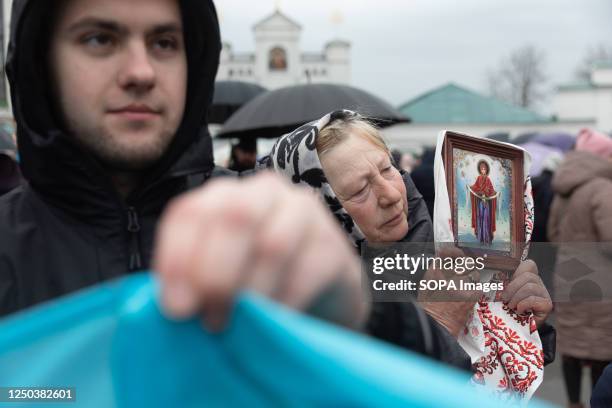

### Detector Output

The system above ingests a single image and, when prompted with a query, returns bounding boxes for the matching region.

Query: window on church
[269,47,287,71]
[228,69,234,77]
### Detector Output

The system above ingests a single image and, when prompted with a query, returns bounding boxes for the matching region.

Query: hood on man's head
[5,0,220,204]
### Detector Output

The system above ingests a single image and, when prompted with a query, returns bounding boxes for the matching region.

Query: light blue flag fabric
[0,274,554,407]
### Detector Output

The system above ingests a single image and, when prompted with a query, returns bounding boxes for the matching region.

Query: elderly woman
[262,110,554,370]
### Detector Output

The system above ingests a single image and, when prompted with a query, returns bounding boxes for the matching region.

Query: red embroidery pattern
[471,299,543,397]
[502,303,539,334]
[498,376,510,391]
[502,303,531,326]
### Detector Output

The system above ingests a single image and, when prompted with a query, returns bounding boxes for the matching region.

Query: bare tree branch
[486,45,548,109]
[575,43,612,81]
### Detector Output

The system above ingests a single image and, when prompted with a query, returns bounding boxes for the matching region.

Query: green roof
[397,83,552,124]
[557,81,596,91]
[593,60,612,69]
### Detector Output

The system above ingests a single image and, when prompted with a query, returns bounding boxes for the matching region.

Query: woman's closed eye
[350,184,369,201]
[381,166,395,179]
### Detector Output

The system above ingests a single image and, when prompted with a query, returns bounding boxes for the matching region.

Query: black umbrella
[513,132,538,145]
[485,132,510,143]
[217,83,409,139]
[208,81,268,125]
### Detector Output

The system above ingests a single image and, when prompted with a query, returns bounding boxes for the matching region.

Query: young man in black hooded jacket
[0,0,553,371]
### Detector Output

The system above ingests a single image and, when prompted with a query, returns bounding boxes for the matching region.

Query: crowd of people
[0,0,610,406]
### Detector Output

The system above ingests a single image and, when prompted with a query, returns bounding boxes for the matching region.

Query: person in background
[399,152,417,173]
[410,147,435,220]
[228,138,257,172]
[391,149,417,173]
[548,128,612,408]
[528,152,564,296]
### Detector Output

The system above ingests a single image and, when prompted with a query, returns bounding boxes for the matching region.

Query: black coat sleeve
[539,322,556,366]
[366,301,471,371]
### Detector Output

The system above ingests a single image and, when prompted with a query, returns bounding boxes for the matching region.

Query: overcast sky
[213,0,612,111]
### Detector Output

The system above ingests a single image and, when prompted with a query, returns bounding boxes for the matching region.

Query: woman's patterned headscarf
[263,110,366,248]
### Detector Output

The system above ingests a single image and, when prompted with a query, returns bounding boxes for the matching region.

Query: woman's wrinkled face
[319,133,409,242]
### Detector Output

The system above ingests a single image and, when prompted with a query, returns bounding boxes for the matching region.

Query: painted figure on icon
[468,160,498,245]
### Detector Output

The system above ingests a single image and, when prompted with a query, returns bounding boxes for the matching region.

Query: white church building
[216,9,351,90]
[553,61,612,133]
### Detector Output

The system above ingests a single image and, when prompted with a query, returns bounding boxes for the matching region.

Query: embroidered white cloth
[432,130,543,403]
